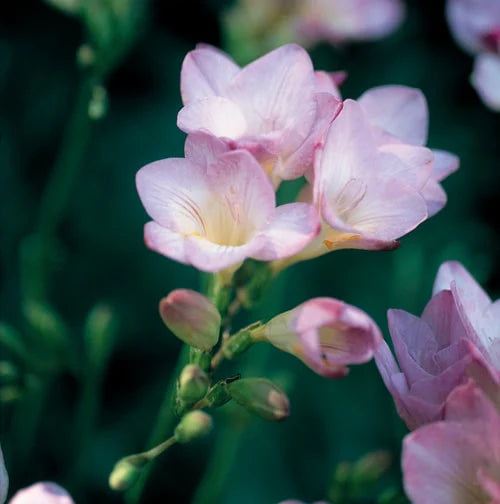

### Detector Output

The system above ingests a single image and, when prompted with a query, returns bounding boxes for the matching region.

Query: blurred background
[0,0,499,503]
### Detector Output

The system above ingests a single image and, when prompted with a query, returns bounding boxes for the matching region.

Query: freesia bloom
[0,445,73,504]
[402,382,500,503]
[224,0,404,61]
[253,297,382,378]
[446,0,500,110]
[177,44,342,185]
[136,133,320,273]
[375,261,499,430]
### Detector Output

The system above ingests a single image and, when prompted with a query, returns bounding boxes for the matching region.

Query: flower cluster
[447,0,500,110]
[136,42,457,378]
[376,262,500,502]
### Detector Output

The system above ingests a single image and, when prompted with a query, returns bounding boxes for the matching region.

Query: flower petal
[180,45,240,104]
[177,97,247,139]
[9,482,74,504]
[144,221,188,264]
[253,202,320,261]
[431,149,460,182]
[471,53,500,112]
[358,85,429,145]
[184,131,230,166]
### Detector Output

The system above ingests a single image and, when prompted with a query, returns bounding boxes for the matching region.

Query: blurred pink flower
[178,44,342,185]
[375,261,499,430]
[402,382,500,504]
[8,483,74,504]
[136,132,320,273]
[296,0,405,45]
[254,297,382,378]
[447,0,500,110]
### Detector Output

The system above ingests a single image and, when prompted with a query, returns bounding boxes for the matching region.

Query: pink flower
[446,0,500,110]
[296,0,405,45]
[178,44,342,185]
[358,85,460,216]
[254,297,382,378]
[402,382,500,504]
[433,261,500,409]
[284,99,433,264]
[375,261,499,430]
[136,132,320,273]
[8,483,74,504]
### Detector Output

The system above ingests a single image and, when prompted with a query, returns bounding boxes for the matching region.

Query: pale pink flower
[296,0,405,45]
[375,261,499,430]
[446,0,500,111]
[253,297,382,378]
[283,99,433,264]
[8,483,74,504]
[358,85,460,216]
[136,133,320,273]
[402,382,500,504]
[178,44,342,185]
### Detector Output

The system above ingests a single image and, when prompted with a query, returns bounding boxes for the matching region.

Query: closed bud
[178,364,209,404]
[159,289,220,351]
[174,411,213,443]
[351,451,392,485]
[109,454,148,492]
[227,378,290,421]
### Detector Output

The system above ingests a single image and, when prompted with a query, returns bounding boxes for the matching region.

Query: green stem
[125,344,190,504]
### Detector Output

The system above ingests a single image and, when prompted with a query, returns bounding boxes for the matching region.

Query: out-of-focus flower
[446,0,500,111]
[136,133,320,274]
[7,483,74,504]
[253,297,382,378]
[159,289,221,351]
[178,44,342,186]
[402,382,500,504]
[1,445,74,504]
[223,0,404,63]
[375,261,499,430]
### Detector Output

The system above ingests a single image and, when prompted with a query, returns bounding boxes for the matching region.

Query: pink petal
[471,53,500,112]
[314,71,342,98]
[144,221,188,264]
[226,44,317,145]
[446,0,500,54]
[180,45,240,104]
[253,202,320,261]
[177,97,247,139]
[184,131,230,166]
[431,149,460,182]
[9,482,74,504]
[358,85,429,146]
[420,178,447,217]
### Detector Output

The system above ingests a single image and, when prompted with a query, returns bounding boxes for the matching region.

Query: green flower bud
[227,378,290,421]
[174,411,213,443]
[109,454,148,492]
[159,289,220,351]
[178,364,209,404]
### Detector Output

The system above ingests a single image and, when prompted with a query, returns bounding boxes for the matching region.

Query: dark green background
[0,0,498,502]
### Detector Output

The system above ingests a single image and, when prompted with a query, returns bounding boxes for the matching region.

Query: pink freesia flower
[433,261,500,408]
[8,483,74,504]
[136,133,320,273]
[375,261,499,429]
[279,99,433,265]
[358,85,460,216]
[0,446,73,504]
[446,0,500,111]
[178,44,342,185]
[402,382,500,504]
[296,0,405,45]
[253,297,382,378]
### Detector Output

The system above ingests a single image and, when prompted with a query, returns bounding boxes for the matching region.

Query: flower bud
[227,378,290,421]
[159,289,220,351]
[109,454,148,492]
[178,364,209,404]
[174,411,213,443]
[351,451,392,485]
